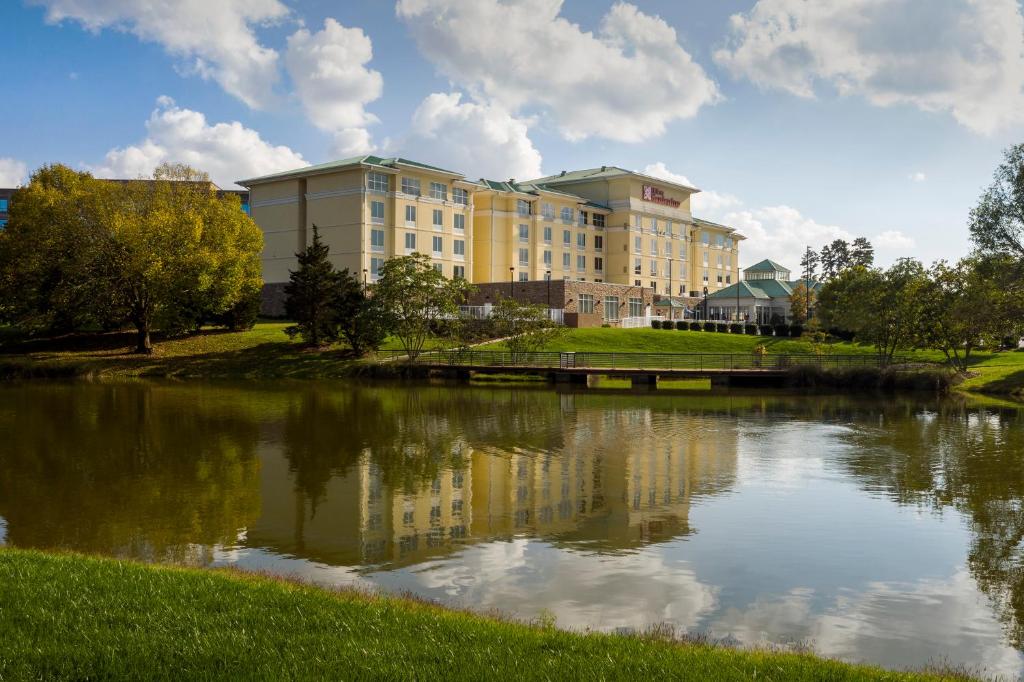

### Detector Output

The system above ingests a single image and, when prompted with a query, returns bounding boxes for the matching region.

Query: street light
[703,286,709,321]
[545,270,551,308]
[362,268,368,292]
[509,266,515,300]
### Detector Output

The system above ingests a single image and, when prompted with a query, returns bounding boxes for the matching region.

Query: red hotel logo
[642,185,681,208]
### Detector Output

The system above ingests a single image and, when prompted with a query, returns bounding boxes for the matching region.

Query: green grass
[0,549,967,681]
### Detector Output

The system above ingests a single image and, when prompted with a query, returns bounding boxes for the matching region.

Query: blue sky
[5,0,1024,268]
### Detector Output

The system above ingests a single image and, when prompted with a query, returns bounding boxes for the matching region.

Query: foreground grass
[0,549,966,681]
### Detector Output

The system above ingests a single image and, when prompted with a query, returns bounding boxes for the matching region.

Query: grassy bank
[0,323,1021,396]
[0,549,965,681]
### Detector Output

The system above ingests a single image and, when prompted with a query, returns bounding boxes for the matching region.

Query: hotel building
[239,157,744,323]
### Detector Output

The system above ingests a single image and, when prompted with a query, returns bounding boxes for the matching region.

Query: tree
[336,271,388,356]
[374,254,473,361]
[817,259,927,364]
[850,237,875,268]
[820,239,852,280]
[919,257,1020,372]
[789,281,815,325]
[970,143,1024,260]
[800,247,819,281]
[284,225,347,346]
[488,296,565,362]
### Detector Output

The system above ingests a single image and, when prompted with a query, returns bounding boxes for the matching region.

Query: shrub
[744,325,758,336]
[789,324,804,337]
[757,325,773,336]
[675,320,687,330]
[703,321,716,332]
[715,323,729,333]
[601,323,611,328]
[662,321,674,330]
[650,319,661,329]
[774,324,790,337]
[690,322,703,331]
[729,323,743,334]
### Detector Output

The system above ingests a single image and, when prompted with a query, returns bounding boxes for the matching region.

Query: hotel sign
[642,185,681,208]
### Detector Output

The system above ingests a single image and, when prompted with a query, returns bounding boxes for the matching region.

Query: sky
[4,0,1024,269]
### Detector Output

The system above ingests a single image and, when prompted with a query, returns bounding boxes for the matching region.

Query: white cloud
[395,0,719,142]
[32,0,290,109]
[642,162,742,216]
[714,0,1024,134]
[89,97,307,189]
[909,172,927,182]
[396,92,543,180]
[642,162,694,188]
[873,229,916,249]
[0,158,29,187]
[285,19,383,157]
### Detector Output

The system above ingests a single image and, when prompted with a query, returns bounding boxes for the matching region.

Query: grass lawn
[0,549,966,681]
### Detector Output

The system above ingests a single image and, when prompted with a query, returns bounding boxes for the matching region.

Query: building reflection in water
[247,395,739,569]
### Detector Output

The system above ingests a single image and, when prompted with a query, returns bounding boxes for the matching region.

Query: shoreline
[0,548,970,681]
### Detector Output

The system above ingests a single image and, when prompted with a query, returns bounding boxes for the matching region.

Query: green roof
[527,166,699,192]
[707,278,821,301]
[476,178,610,208]
[238,155,464,186]
[744,259,790,273]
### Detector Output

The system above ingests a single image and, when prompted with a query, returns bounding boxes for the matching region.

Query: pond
[1,382,1023,676]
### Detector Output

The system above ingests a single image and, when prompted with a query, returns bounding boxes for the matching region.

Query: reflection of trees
[0,384,262,563]
[838,401,1024,647]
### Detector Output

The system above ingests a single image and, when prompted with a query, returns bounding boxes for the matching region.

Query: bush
[213,288,261,331]
[729,323,743,334]
[744,325,758,336]
[757,325,773,336]
[715,323,729,333]
[675,320,687,330]
[650,319,661,329]
[774,324,790,337]
[789,324,804,337]
[690,322,702,331]
[703,321,716,332]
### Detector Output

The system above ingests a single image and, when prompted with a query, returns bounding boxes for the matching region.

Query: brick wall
[467,279,653,327]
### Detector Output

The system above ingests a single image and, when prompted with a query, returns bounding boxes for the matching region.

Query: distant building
[0,187,12,229]
[704,259,821,324]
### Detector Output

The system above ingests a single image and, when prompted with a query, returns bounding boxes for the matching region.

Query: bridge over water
[378,350,903,389]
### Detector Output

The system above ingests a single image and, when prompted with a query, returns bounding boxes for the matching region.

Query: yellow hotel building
[239,156,743,319]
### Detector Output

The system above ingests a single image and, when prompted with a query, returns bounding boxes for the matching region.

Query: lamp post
[509,266,515,300]
[546,270,551,308]
[362,268,368,293]
[703,286,709,321]
[735,264,740,324]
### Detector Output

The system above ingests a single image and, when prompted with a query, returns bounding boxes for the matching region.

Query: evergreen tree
[336,269,389,356]
[284,225,346,346]
[850,237,875,267]
[800,247,820,280]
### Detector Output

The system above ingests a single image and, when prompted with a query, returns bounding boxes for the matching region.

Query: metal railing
[376,350,909,371]
[621,315,665,329]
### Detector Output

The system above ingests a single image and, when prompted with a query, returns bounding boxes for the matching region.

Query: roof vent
[560,170,566,176]
[508,178,515,184]
[601,165,607,172]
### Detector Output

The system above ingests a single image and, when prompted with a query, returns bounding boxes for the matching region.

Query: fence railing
[620,315,665,329]
[376,350,909,371]
[457,305,564,323]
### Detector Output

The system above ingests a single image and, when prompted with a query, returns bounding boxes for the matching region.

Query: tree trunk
[135,324,152,354]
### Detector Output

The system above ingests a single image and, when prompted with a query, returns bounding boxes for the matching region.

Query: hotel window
[725,255,731,268]
[594,256,604,271]
[453,265,465,279]
[717,255,723,268]
[368,172,388,193]
[405,233,416,251]
[519,224,529,242]
[726,237,734,249]
[594,235,603,250]
[635,279,641,286]
[370,257,383,281]
[543,250,552,265]
[579,294,595,314]
[726,275,732,284]
[702,231,710,245]
[634,215,642,229]
[593,213,605,228]
[542,202,555,220]
[0,199,8,212]
[628,297,644,318]
[561,207,573,223]
[405,205,416,226]
[562,253,571,269]
[401,177,420,195]
[371,229,385,252]
[666,220,673,236]
[432,235,443,256]
[434,263,444,274]
[577,233,586,249]
[650,281,656,289]
[703,251,709,266]
[579,210,588,226]
[517,199,531,216]
[519,248,529,265]
[703,269,709,283]
[634,236,642,253]
[650,217,658,232]
[649,260,657,276]
[519,272,529,282]
[576,254,586,271]
[680,244,686,259]
[563,230,571,245]
[543,226,552,243]
[454,239,465,258]
[634,258,642,275]
[370,200,385,224]
[430,182,448,200]
[604,296,620,321]
[241,202,250,215]
[453,187,468,205]
[663,242,672,256]
[717,234,725,247]
[650,240,657,256]
[433,209,443,229]
[717,274,723,284]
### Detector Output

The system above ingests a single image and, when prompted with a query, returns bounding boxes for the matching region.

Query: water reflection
[2,383,1024,675]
